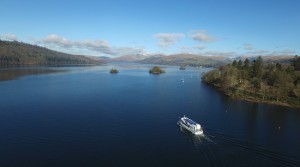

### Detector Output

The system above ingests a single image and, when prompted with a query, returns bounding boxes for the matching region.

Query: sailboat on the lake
[181,73,184,82]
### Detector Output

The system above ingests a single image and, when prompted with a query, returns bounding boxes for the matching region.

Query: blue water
[0,64,299,167]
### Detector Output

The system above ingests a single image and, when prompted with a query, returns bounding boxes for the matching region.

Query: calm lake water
[0,64,299,167]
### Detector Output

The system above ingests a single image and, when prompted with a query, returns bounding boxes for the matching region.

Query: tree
[251,77,261,89]
[276,62,282,70]
[292,55,300,71]
[220,65,239,89]
[237,60,243,68]
[203,69,221,84]
[286,66,294,75]
[252,56,263,79]
[232,60,237,66]
[244,58,250,68]
[272,70,295,101]
[264,64,276,86]
[240,68,249,80]
[294,83,300,100]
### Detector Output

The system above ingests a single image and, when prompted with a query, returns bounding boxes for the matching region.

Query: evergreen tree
[252,56,263,78]
[232,60,237,66]
[276,62,282,70]
[244,58,250,68]
[237,60,243,68]
[292,55,300,71]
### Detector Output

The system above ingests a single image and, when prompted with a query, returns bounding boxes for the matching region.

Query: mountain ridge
[0,40,103,66]
[0,40,296,67]
[107,54,296,67]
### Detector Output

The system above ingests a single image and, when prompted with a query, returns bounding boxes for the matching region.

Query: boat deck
[183,117,197,125]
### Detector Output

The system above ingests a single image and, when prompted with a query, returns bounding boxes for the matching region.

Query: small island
[179,65,186,70]
[203,56,300,107]
[110,68,118,74]
[149,66,165,74]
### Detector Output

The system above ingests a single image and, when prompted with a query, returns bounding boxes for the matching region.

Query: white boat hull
[178,121,203,135]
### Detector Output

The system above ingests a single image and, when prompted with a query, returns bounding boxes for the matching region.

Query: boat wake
[179,127,300,166]
[206,132,300,167]
[179,126,215,145]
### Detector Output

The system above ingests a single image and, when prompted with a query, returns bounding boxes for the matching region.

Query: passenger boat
[178,116,203,135]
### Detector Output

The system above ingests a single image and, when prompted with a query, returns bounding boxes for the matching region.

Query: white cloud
[245,50,268,55]
[195,45,206,50]
[243,43,253,50]
[36,34,144,57]
[189,30,215,42]
[180,45,206,54]
[154,33,185,48]
[0,33,17,41]
[41,34,73,48]
[112,46,145,56]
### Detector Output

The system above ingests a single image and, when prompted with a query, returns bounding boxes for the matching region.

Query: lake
[0,64,299,167]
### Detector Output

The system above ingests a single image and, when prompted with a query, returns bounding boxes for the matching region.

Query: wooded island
[149,66,165,74]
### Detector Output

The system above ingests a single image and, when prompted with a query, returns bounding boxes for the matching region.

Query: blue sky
[0,0,299,57]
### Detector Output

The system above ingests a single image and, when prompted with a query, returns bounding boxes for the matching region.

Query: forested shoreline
[0,40,102,65]
[203,56,300,107]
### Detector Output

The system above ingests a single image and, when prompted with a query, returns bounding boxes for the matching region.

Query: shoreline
[206,82,300,108]
[229,94,298,108]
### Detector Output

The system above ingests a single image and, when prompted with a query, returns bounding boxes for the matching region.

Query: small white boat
[181,79,184,82]
[178,116,203,135]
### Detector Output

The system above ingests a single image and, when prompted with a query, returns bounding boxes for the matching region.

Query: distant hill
[135,54,295,67]
[109,54,147,62]
[0,40,102,66]
[260,55,295,64]
[85,55,109,62]
[137,54,230,67]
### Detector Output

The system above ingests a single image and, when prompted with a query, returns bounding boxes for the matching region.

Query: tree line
[203,56,300,106]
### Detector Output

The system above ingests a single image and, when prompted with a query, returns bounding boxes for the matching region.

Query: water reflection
[0,68,67,81]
